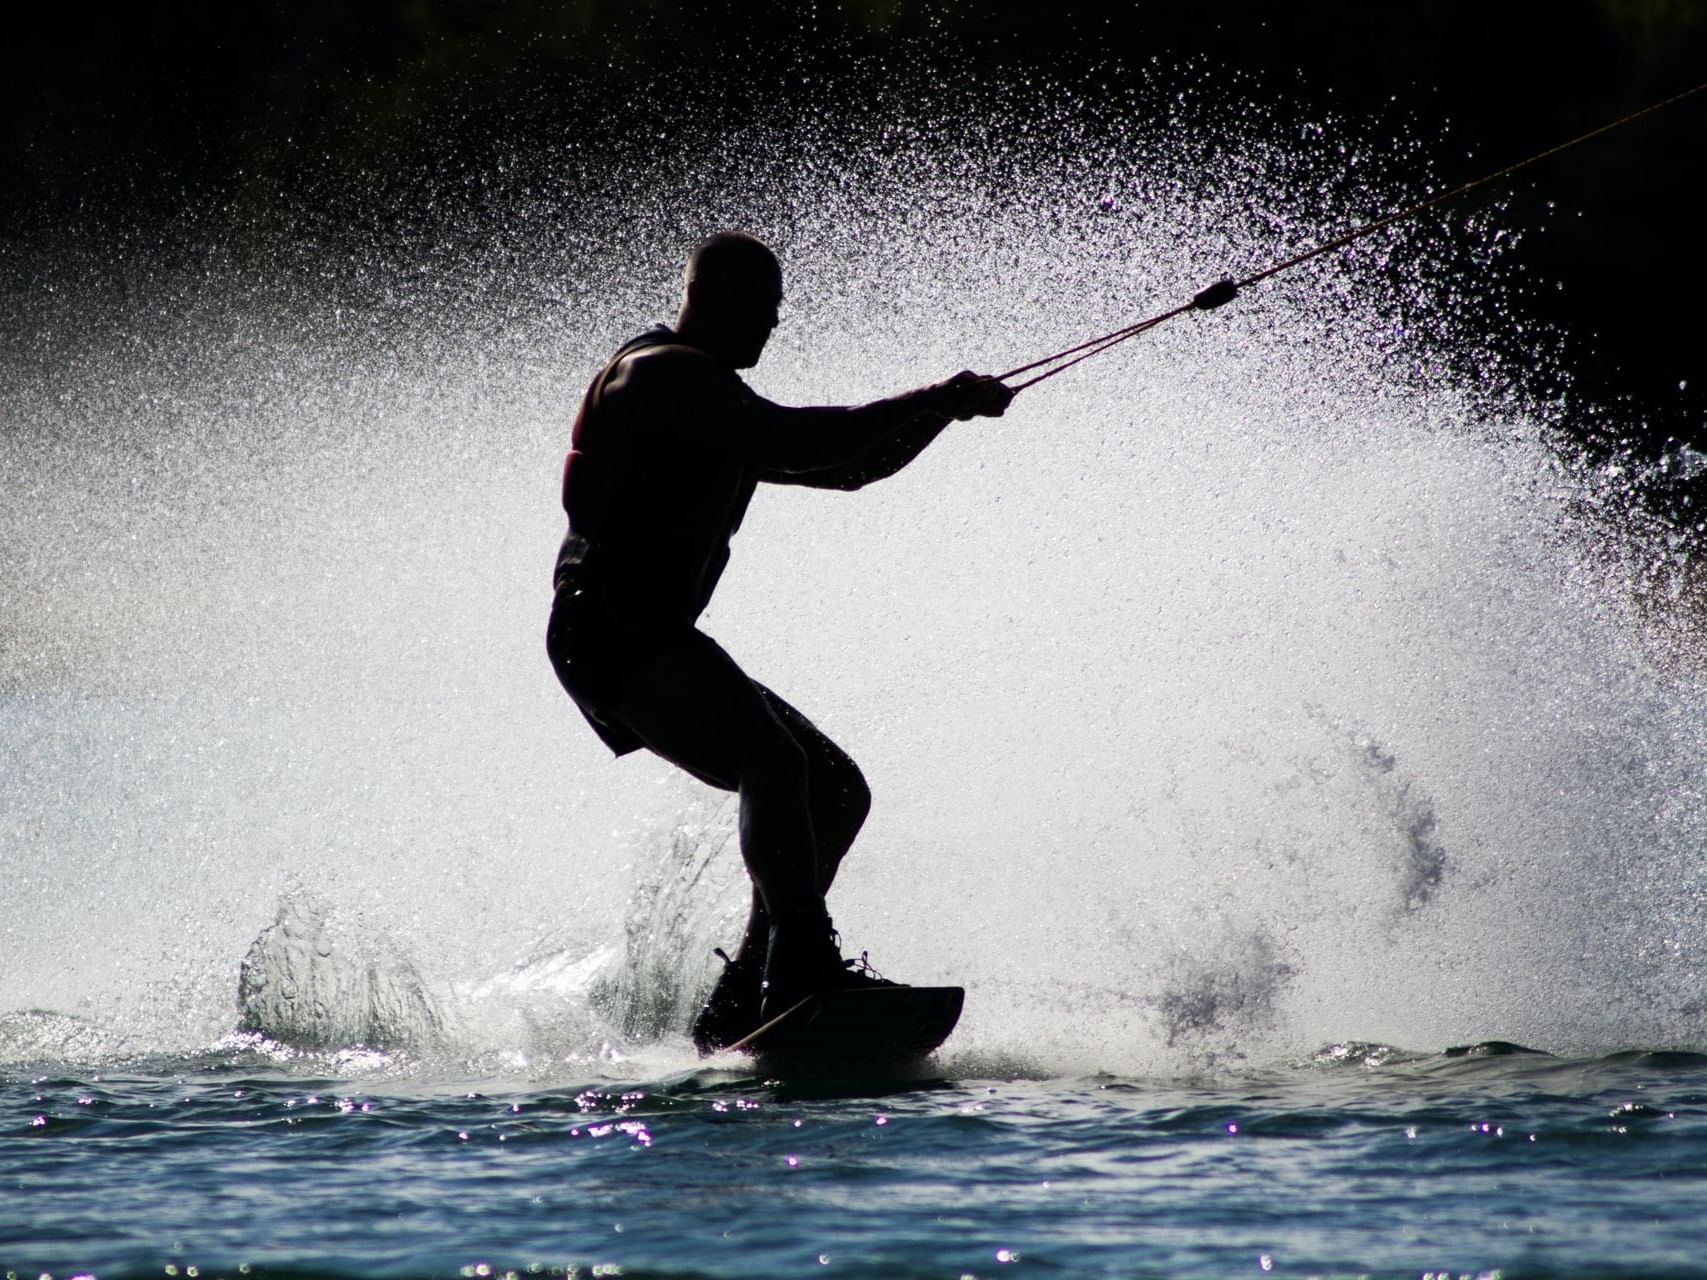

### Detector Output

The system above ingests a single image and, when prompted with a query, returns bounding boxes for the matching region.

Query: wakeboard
[725,985,964,1069]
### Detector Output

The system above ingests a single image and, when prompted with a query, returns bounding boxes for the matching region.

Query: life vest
[560,326,677,525]
[557,327,759,624]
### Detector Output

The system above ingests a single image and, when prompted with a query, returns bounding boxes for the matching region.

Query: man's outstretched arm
[754,403,949,491]
[751,373,1012,489]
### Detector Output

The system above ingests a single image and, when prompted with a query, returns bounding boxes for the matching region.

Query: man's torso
[560,327,762,625]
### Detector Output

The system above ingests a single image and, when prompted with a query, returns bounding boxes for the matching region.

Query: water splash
[4,71,1705,1078]
[237,891,446,1053]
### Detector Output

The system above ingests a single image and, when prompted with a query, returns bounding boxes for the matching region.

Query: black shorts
[547,579,868,813]
[546,580,703,757]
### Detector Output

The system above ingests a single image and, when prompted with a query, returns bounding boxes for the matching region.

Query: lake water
[8,1045,1707,1278]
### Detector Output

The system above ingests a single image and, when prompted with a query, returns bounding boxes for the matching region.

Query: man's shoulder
[619,341,718,376]
[607,334,742,403]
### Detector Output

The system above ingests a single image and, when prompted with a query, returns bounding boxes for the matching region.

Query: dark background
[5,1,1702,462]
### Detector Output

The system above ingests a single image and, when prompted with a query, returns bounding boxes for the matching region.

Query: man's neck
[672,311,741,369]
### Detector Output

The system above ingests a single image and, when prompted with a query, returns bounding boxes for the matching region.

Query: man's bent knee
[739,726,811,798]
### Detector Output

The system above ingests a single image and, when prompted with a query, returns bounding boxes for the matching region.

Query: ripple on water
[8,1058,1707,1276]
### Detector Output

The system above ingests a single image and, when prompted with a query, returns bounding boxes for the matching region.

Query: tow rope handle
[1192,279,1238,310]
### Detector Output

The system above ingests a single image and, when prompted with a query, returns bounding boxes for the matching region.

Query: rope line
[998,79,1707,391]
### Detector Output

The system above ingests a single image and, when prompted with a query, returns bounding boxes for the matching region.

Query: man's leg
[610,636,834,1051]
[762,688,872,895]
[737,687,893,1017]
[667,684,871,1051]
[611,634,821,922]
[726,687,870,962]
[610,637,888,1041]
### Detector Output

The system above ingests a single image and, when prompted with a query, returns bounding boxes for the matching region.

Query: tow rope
[998,80,1707,392]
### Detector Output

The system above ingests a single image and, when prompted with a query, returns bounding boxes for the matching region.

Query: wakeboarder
[547,231,1011,1053]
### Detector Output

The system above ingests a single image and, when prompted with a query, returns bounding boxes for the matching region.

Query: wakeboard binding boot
[690,946,765,1055]
[759,904,901,1022]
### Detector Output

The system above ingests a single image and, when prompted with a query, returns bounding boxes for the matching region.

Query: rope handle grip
[1192,279,1238,310]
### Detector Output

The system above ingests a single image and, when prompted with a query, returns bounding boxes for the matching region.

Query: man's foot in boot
[690,947,764,1055]
[760,906,903,1021]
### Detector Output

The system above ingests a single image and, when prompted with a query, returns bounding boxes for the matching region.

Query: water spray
[9,68,1707,1073]
[1000,80,1707,392]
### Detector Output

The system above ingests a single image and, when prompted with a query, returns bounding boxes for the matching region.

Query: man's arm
[755,407,951,491]
[613,344,934,464]
[611,344,1010,481]
[749,372,1011,487]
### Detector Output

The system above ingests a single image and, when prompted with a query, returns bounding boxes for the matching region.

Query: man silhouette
[548,231,1012,1052]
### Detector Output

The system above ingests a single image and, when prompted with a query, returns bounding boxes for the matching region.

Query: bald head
[676,232,783,369]
[686,232,782,299]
